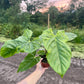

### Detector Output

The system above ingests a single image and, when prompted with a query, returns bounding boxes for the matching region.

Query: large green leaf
[0,29,40,58]
[40,29,72,77]
[65,32,77,41]
[17,52,41,72]
[46,38,71,77]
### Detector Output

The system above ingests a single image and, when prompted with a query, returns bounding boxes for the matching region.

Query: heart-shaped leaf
[46,38,71,77]
[40,29,72,77]
[0,29,40,58]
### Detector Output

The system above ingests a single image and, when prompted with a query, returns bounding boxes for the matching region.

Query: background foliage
[0,0,84,43]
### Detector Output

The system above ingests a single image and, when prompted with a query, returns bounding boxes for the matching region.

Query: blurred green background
[0,0,84,58]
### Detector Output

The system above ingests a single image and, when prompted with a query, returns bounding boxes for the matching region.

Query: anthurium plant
[0,28,77,77]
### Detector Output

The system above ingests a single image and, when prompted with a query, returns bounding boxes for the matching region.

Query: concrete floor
[0,43,84,84]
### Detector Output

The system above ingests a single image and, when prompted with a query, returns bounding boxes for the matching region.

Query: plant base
[41,61,50,68]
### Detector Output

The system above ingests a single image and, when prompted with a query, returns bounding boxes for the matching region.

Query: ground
[0,43,84,84]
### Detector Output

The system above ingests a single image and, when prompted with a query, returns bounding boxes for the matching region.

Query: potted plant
[0,28,77,77]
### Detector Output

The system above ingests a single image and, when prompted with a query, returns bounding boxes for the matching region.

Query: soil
[0,42,84,84]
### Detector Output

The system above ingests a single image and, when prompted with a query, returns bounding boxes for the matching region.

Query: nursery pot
[41,61,50,68]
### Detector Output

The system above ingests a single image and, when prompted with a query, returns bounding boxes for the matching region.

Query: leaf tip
[17,69,20,73]
[60,75,64,78]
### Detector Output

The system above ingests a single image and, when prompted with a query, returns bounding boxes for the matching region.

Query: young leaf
[65,32,77,41]
[37,50,46,56]
[17,53,41,72]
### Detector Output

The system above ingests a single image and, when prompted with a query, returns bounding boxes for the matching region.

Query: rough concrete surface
[0,43,84,84]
